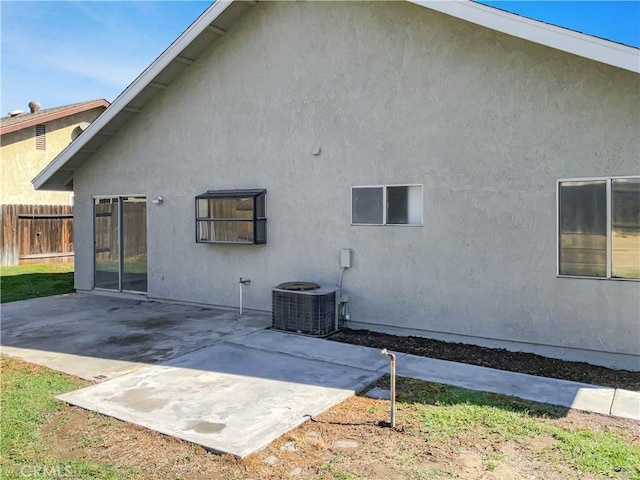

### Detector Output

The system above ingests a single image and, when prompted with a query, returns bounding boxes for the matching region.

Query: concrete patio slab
[610,389,640,420]
[228,329,399,371]
[394,353,616,415]
[57,342,383,458]
[1,293,270,380]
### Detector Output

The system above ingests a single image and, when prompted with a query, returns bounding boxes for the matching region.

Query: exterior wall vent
[272,283,339,336]
[35,124,46,150]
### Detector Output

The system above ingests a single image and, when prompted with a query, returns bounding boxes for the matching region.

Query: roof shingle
[1,99,109,135]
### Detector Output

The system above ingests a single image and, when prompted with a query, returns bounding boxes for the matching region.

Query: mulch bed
[328,328,640,391]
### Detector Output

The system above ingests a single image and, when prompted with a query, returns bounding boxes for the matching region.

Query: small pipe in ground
[380,348,396,428]
[239,278,250,315]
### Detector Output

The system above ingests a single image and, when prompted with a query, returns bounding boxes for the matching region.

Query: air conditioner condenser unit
[272,282,339,336]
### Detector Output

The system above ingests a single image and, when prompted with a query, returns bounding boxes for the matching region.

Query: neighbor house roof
[33,0,640,192]
[1,99,110,136]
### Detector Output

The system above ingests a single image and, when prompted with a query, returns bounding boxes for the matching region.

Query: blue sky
[1,1,638,114]
[477,1,640,46]
[1,1,210,113]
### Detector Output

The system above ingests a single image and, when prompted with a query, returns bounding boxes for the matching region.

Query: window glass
[197,220,254,243]
[197,198,210,218]
[559,180,607,277]
[256,194,266,218]
[612,178,640,279]
[387,186,408,224]
[352,187,384,224]
[198,197,253,219]
[387,185,422,225]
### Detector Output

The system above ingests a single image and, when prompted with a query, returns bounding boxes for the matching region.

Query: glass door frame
[93,195,147,294]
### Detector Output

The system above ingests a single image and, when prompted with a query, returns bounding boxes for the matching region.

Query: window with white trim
[558,176,639,280]
[352,185,423,226]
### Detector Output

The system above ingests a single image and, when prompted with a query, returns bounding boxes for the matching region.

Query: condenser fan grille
[272,285,338,336]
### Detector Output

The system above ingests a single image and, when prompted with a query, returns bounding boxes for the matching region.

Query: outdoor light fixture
[152,195,164,204]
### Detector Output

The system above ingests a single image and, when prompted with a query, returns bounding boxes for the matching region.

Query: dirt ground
[41,378,639,480]
[328,329,640,391]
[18,328,640,479]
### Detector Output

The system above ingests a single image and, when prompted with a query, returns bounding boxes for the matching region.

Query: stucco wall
[1,108,104,205]
[73,2,640,369]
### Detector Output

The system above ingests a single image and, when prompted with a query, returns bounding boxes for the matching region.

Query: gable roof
[1,99,109,136]
[34,0,639,192]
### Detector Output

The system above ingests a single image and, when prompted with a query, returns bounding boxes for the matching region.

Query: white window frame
[351,184,423,226]
[557,175,639,281]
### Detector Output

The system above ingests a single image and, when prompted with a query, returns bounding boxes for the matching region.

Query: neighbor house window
[35,124,46,150]
[558,176,639,280]
[352,185,423,225]
[196,189,266,244]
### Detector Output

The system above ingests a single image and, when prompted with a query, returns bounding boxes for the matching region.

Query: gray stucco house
[34,1,639,370]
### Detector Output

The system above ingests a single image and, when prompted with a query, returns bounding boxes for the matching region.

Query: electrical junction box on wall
[340,248,352,268]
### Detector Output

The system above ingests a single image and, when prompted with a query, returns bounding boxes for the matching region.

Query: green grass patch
[0,263,74,303]
[397,381,549,441]
[319,455,356,480]
[0,356,135,480]
[552,428,640,478]
[95,253,147,274]
[391,377,640,479]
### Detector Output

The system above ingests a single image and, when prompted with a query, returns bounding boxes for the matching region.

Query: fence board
[0,204,74,266]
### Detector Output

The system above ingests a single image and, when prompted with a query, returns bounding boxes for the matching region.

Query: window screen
[352,187,384,225]
[612,178,640,279]
[352,185,422,226]
[558,180,607,277]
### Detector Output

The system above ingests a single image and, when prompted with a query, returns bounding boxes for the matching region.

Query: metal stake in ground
[380,348,396,428]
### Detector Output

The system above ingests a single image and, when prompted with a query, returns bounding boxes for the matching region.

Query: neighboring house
[1,99,109,205]
[0,99,108,266]
[34,2,639,370]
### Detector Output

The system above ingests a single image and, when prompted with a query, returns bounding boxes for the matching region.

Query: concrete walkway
[229,330,640,421]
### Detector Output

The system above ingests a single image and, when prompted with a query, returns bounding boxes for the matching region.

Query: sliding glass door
[94,196,147,293]
[94,198,120,290]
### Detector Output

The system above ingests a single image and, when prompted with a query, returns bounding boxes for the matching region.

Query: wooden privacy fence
[0,204,74,266]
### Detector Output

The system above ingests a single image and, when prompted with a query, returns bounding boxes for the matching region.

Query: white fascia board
[33,1,235,190]
[410,0,640,74]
